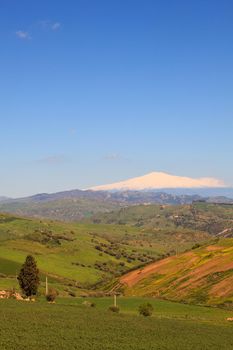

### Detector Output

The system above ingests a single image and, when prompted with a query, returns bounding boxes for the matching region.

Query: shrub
[138,303,153,317]
[46,288,58,302]
[109,305,120,313]
[17,255,40,297]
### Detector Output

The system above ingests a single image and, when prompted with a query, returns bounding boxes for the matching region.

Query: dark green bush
[138,303,153,317]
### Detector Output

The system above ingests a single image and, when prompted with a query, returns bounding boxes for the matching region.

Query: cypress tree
[17,255,40,297]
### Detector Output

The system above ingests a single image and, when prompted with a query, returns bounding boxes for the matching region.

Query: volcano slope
[120,238,233,306]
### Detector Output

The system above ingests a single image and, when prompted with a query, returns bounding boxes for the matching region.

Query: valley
[0,211,208,295]
[1,201,233,307]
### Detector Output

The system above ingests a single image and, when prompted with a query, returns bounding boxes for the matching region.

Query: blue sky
[1,0,233,197]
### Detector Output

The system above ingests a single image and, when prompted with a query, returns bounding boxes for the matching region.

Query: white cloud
[16,30,31,40]
[51,22,61,31]
[39,20,61,31]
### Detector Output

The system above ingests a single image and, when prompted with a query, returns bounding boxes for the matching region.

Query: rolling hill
[0,212,208,296]
[0,191,194,222]
[120,238,233,307]
[1,202,233,305]
[88,202,233,236]
[1,186,233,222]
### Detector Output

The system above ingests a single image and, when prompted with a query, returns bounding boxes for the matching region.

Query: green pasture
[1,297,233,350]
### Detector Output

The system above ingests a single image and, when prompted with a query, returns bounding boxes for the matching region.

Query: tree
[138,303,153,317]
[17,255,40,297]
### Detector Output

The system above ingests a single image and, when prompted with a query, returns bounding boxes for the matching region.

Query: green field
[1,203,233,304]
[1,297,233,350]
[0,212,208,295]
[1,204,233,349]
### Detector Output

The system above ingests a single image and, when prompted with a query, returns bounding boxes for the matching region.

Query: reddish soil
[120,244,233,301]
[120,252,196,287]
[210,275,233,297]
[206,246,224,251]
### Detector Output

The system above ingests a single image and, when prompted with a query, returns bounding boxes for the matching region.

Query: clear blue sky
[1,0,233,197]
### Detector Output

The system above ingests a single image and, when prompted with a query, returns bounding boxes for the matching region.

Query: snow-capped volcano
[90,172,226,191]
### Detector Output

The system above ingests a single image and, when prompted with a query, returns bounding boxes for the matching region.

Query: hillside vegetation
[0,190,198,222]
[0,212,208,295]
[1,189,232,222]
[1,202,233,304]
[89,202,233,235]
[121,238,233,306]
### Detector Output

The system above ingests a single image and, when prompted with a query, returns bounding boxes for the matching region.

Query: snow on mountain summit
[90,172,226,191]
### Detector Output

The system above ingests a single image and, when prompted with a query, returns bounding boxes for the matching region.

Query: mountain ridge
[90,171,227,191]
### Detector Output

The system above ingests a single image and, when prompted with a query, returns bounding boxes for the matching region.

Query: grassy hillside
[1,202,233,304]
[1,298,233,350]
[0,213,208,295]
[121,238,233,306]
[89,202,233,235]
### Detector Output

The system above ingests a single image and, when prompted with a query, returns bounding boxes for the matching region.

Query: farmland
[0,212,208,295]
[121,238,233,306]
[1,203,233,349]
[0,203,233,305]
[1,297,233,350]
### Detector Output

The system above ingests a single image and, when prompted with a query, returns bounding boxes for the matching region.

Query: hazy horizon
[2,170,233,199]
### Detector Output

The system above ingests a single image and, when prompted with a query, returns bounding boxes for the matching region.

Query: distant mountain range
[0,188,233,222]
[0,171,232,221]
[0,196,9,202]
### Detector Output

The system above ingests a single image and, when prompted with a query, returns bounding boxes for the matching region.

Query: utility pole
[114,294,117,307]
